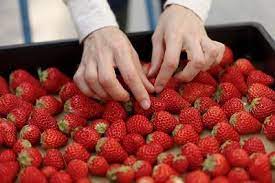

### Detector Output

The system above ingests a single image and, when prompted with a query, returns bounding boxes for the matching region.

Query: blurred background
[1,0,275,46]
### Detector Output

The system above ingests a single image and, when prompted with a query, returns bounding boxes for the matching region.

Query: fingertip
[140,99,151,110]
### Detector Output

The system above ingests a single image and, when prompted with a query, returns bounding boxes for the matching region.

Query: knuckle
[166,60,177,70]
[99,75,113,88]
[85,72,97,85]
[123,72,136,84]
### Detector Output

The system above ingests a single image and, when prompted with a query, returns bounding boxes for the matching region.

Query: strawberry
[181,143,203,169]
[229,111,262,134]
[67,159,88,181]
[15,82,46,103]
[18,147,42,167]
[59,82,83,102]
[208,64,223,78]
[35,95,62,115]
[9,69,40,90]
[202,153,230,177]
[197,135,219,157]
[193,71,217,86]
[0,149,16,162]
[203,106,227,129]
[227,167,250,183]
[126,114,153,136]
[0,94,21,115]
[0,120,17,147]
[7,107,31,129]
[193,96,218,114]
[19,166,47,183]
[146,131,173,150]
[150,77,180,91]
[41,166,58,179]
[151,111,178,134]
[88,155,109,176]
[58,113,86,134]
[136,143,163,164]
[247,83,275,101]
[38,67,70,93]
[221,97,244,118]
[76,178,91,183]
[102,100,127,122]
[212,122,240,144]
[165,175,184,183]
[73,126,100,150]
[13,139,32,154]
[179,107,203,133]
[96,137,127,163]
[0,76,10,95]
[185,170,210,183]
[0,161,19,183]
[124,155,137,166]
[220,140,241,156]
[234,58,255,76]
[64,142,90,163]
[28,108,57,131]
[136,176,154,183]
[172,124,199,145]
[106,164,135,183]
[268,151,275,169]
[211,176,229,183]
[157,152,175,166]
[152,163,178,183]
[214,82,241,104]
[243,137,266,155]
[41,129,68,149]
[19,124,41,145]
[247,70,274,86]
[50,171,72,183]
[105,119,127,141]
[171,153,189,174]
[133,160,152,179]
[43,149,64,170]
[90,119,109,135]
[159,89,190,114]
[122,133,145,154]
[220,45,234,67]
[248,97,274,121]
[263,115,275,140]
[226,148,250,167]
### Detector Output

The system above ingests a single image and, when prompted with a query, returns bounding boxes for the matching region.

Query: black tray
[0,22,274,78]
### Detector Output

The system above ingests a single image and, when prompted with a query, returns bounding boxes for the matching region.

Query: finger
[174,61,200,82]
[186,39,207,71]
[200,38,219,71]
[213,41,225,64]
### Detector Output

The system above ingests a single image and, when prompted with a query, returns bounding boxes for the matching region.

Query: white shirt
[64,0,212,42]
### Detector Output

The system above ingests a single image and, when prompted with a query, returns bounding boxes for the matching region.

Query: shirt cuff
[164,0,212,22]
[65,0,118,42]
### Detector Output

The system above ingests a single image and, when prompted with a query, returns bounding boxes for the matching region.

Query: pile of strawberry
[0,46,274,183]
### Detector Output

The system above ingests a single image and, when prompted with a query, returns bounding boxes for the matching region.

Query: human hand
[74,27,154,109]
[148,5,225,93]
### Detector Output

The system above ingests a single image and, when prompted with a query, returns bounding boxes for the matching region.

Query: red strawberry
[197,135,220,157]
[159,89,190,114]
[172,124,199,145]
[0,120,17,147]
[152,163,178,183]
[20,124,41,145]
[7,107,31,130]
[202,153,230,177]
[73,126,100,150]
[226,148,250,167]
[247,70,274,86]
[202,106,227,129]
[234,58,255,76]
[18,147,42,167]
[126,114,153,136]
[76,178,90,183]
[227,167,250,183]
[122,133,145,154]
[193,71,217,86]
[58,113,86,134]
[247,83,275,101]
[50,171,72,183]
[229,111,262,135]
[0,149,16,162]
[263,115,275,140]
[185,170,210,183]
[208,64,223,78]
[243,137,266,155]
[0,161,19,183]
[0,76,10,95]
[13,139,32,154]
[249,97,274,121]
[214,82,241,104]
[88,155,109,176]
[90,119,109,135]
[212,122,240,143]
[105,119,127,141]
[221,97,244,118]
[136,143,163,164]
[59,82,83,102]
[41,129,68,149]
[179,107,203,133]
[96,137,127,163]
[19,166,47,183]
[151,111,178,134]
[220,45,234,67]
[150,77,180,91]
[146,131,173,150]
[157,152,175,166]
[106,164,135,183]
[133,160,152,179]
[38,67,70,93]
[28,108,57,131]
[64,142,90,163]
[220,140,241,156]
[15,82,46,103]
[171,153,189,174]
[9,69,40,90]
[268,151,275,169]
[67,159,88,181]
[0,94,21,115]
[164,175,184,183]
[36,95,62,115]
[193,96,218,114]
[41,166,58,179]
[124,155,137,166]
[43,149,64,170]
[211,176,229,183]
[102,100,127,122]
[181,143,203,169]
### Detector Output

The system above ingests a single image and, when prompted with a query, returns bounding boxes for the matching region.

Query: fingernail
[155,85,163,93]
[140,99,151,110]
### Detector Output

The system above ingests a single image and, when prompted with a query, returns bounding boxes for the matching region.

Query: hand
[148,5,225,93]
[74,27,154,109]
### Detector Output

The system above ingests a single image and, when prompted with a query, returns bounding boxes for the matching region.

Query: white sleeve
[164,0,212,22]
[64,0,118,42]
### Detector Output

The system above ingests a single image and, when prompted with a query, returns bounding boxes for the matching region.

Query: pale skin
[73,5,225,110]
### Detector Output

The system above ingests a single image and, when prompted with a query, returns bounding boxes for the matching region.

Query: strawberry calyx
[21,139,32,148]
[123,101,133,115]
[58,119,69,134]
[132,160,143,171]
[248,97,261,111]
[211,125,218,136]
[193,99,201,109]
[94,123,108,134]
[19,125,30,138]
[95,137,107,153]
[18,150,32,167]
[37,68,48,83]
[63,100,72,113]
[172,124,183,136]
[35,99,45,109]
[270,156,275,168]
[7,113,16,122]
[15,86,23,97]
[264,115,272,125]
[213,86,222,102]
[202,155,217,171]
[229,113,237,127]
